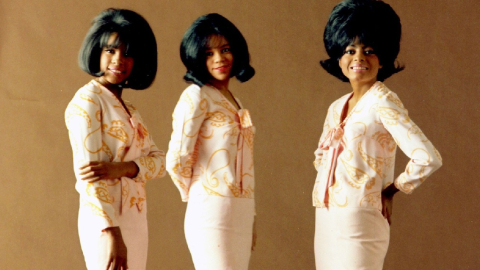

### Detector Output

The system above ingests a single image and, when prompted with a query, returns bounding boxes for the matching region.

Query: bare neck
[209,79,229,92]
[97,78,123,99]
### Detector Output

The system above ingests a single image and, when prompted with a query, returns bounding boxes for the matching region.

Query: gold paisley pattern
[359,192,382,209]
[372,84,405,110]
[96,110,102,122]
[313,81,442,208]
[202,183,225,196]
[107,120,128,143]
[386,92,405,110]
[358,142,386,178]
[205,149,231,188]
[395,174,415,193]
[376,106,401,125]
[344,149,354,161]
[407,123,429,142]
[121,179,130,208]
[206,111,234,127]
[372,84,388,98]
[66,80,166,230]
[166,84,255,201]
[65,103,92,127]
[86,182,113,203]
[340,158,374,189]
[183,99,208,138]
[79,93,97,105]
[372,131,396,152]
[137,156,159,181]
[328,180,348,207]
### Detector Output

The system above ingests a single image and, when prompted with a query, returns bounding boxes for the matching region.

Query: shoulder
[370,82,406,111]
[68,80,104,109]
[370,81,395,98]
[180,84,219,103]
[71,80,104,104]
[65,81,102,126]
[177,84,203,100]
[173,84,210,114]
[182,83,203,95]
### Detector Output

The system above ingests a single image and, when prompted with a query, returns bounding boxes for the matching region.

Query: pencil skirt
[314,207,390,270]
[78,205,148,270]
[185,195,255,270]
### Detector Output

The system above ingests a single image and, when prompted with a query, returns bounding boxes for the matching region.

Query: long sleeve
[378,91,442,194]
[128,112,166,182]
[166,85,207,201]
[132,142,166,181]
[65,89,119,230]
[313,107,333,172]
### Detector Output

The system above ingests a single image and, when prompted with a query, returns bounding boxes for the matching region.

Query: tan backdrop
[0,0,478,269]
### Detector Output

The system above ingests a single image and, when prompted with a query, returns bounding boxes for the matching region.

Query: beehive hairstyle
[78,8,157,90]
[180,13,255,86]
[320,0,404,82]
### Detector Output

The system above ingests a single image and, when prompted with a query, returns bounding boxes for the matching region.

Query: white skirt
[314,207,390,270]
[78,204,148,270]
[185,195,255,270]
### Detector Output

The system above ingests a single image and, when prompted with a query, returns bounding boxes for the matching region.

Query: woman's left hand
[251,216,257,251]
[381,183,399,225]
[381,193,393,225]
[79,161,139,182]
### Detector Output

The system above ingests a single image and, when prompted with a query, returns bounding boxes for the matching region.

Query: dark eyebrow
[347,44,373,49]
[206,43,230,50]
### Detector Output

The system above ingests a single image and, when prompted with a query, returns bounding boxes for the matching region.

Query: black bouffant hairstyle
[79,8,157,90]
[320,0,404,82]
[180,13,255,86]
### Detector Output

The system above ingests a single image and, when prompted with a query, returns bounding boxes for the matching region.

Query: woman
[166,13,256,270]
[65,8,165,270]
[312,1,442,269]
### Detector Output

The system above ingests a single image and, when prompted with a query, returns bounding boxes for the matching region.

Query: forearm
[104,226,121,235]
[120,161,139,178]
[104,226,128,268]
[78,161,139,182]
[382,182,399,198]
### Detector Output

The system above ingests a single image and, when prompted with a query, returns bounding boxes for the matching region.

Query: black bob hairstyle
[180,13,255,86]
[78,8,157,90]
[320,0,404,82]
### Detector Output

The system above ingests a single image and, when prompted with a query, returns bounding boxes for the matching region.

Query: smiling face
[339,38,382,88]
[99,33,134,87]
[205,35,233,88]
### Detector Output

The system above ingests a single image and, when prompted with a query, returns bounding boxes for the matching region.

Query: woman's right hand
[104,227,128,270]
[79,161,139,182]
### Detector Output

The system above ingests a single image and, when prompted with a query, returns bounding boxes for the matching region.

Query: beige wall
[0,0,478,269]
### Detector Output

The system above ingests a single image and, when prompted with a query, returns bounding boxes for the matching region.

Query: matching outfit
[166,84,255,270]
[65,80,166,270]
[312,82,442,269]
[66,80,441,269]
